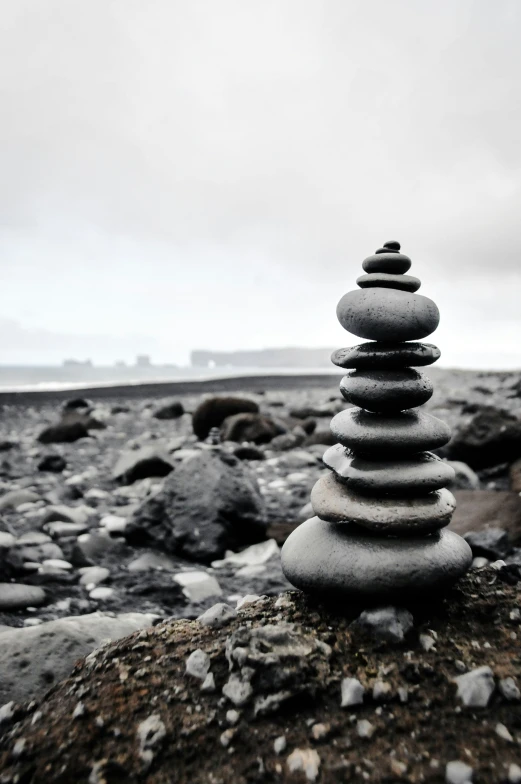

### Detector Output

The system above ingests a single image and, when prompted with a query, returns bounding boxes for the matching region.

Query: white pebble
[445,760,473,783]
[341,677,365,707]
[185,649,210,680]
[286,748,321,781]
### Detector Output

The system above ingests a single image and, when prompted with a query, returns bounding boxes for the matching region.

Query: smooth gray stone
[330,408,451,457]
[376,240,400,253]
[311,472,456,534]
[362,252,412,274]
[0,584,46,611]
[331,342,441,370]
[322,445,456,495]
[337,289,440,342]
[340,369,433,412]
[280,517,472,600]
[357,273,421,293]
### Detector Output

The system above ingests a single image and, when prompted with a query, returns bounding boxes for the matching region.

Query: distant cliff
[191,347,334,368]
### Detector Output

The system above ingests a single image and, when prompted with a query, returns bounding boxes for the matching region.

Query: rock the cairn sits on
[281,241,472,601]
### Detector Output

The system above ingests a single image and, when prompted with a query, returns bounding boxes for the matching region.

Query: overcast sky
[1,0,520,369]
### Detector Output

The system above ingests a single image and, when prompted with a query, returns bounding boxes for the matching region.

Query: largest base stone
[281,516,472,601]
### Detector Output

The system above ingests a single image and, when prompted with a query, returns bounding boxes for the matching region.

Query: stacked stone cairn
[281,241,472,601]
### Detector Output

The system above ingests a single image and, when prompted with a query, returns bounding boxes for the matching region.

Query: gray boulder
[125,451,266,562]
[192,396,258,440]
[447,406,521,469]
[0,612,154,705]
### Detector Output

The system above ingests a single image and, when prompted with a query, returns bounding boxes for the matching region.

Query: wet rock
[463,528,512,560]
[220,413,282,444]
[311,472,456,534]
[125,451,266,562]
[112,446,174,484]
[331,408,451,457]
[37,455,67,473]
[282,517,472,600]
[192,396,258,440]
[340,368,433,412]
[331,341,441,370]
[336,288,439,342]
[352,606,413,643]
[448,406,521,469]
[323,444,455,495]
[153,401,184,420]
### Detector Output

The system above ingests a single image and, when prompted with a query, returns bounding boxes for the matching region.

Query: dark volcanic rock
[336,288,440,342]
[153,401,185,420]
[282,517,471,600]
[340,368,433,413]
[330,408,452,457]
[332,341,441,370]
[311,473,456,534]
[125,450,267,562]
[323,444,455,495]
[192,396,259,440]
[37,454,67,473]
[1,577,521,784]
[448,406,521,469]
[112,446,174,484]
[38,420,89,444]
[356,272,421,292]
[463,528,512,560]
[220,413,282,444]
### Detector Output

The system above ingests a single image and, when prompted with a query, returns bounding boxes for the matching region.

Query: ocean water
[0,365,339,393]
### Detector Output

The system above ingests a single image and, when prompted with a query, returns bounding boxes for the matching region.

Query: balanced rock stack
[281,241,472,601]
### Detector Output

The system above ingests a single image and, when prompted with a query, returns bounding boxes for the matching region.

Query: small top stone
[381,240,400,251]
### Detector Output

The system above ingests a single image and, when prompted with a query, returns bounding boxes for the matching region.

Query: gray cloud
[1,0,520,368]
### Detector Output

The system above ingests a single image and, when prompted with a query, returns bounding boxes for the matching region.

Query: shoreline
[0,372,344,407]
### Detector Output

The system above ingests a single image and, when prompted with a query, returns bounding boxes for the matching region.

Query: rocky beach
[1,368,521,781]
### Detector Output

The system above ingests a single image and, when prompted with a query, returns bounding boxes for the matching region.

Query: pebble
[41,559,72,570]
[336,288,439,342]
[274,735,287,754]
[197,603,237,629]
[311,473,456,534]
[330,408,452,457]
[323,444,455,495]
[331,341,441,370]
[356,719,375,739]
[496,722,514,742]
[340,677,365,707]
[88,587,114,601]
[78,567,110,587]
[201,672,215,692]
[353,606,413,643]
[281,518,472,600]
[226,709,240,725]
[445,760,473,783]
[508,763,521,783]
[137,714,166,764]
[340,368,433,412]
[454,666,495,707]
[362,251,412,274]
[185,649,211,680]
[286,748,321,781]
[0,532,16,547]
[0,489,40,511]
[357,272,421,292]
[100,515,127,534]
[372,680,392,701]
[0,584,46,611]
[127,552,177,572]
[0,702,14,723]
[499,677,520,701]
[173,571,222,603]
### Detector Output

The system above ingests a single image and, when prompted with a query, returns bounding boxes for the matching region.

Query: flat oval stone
[337,289,440,341]
[311,472,456,534]
[357,273,421,293]
[330,408,451,457]
[281,517,472,601]
[331,342,441,370]
[322,445,456,495]
[362,252,411,274]
[339,368,433,412]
